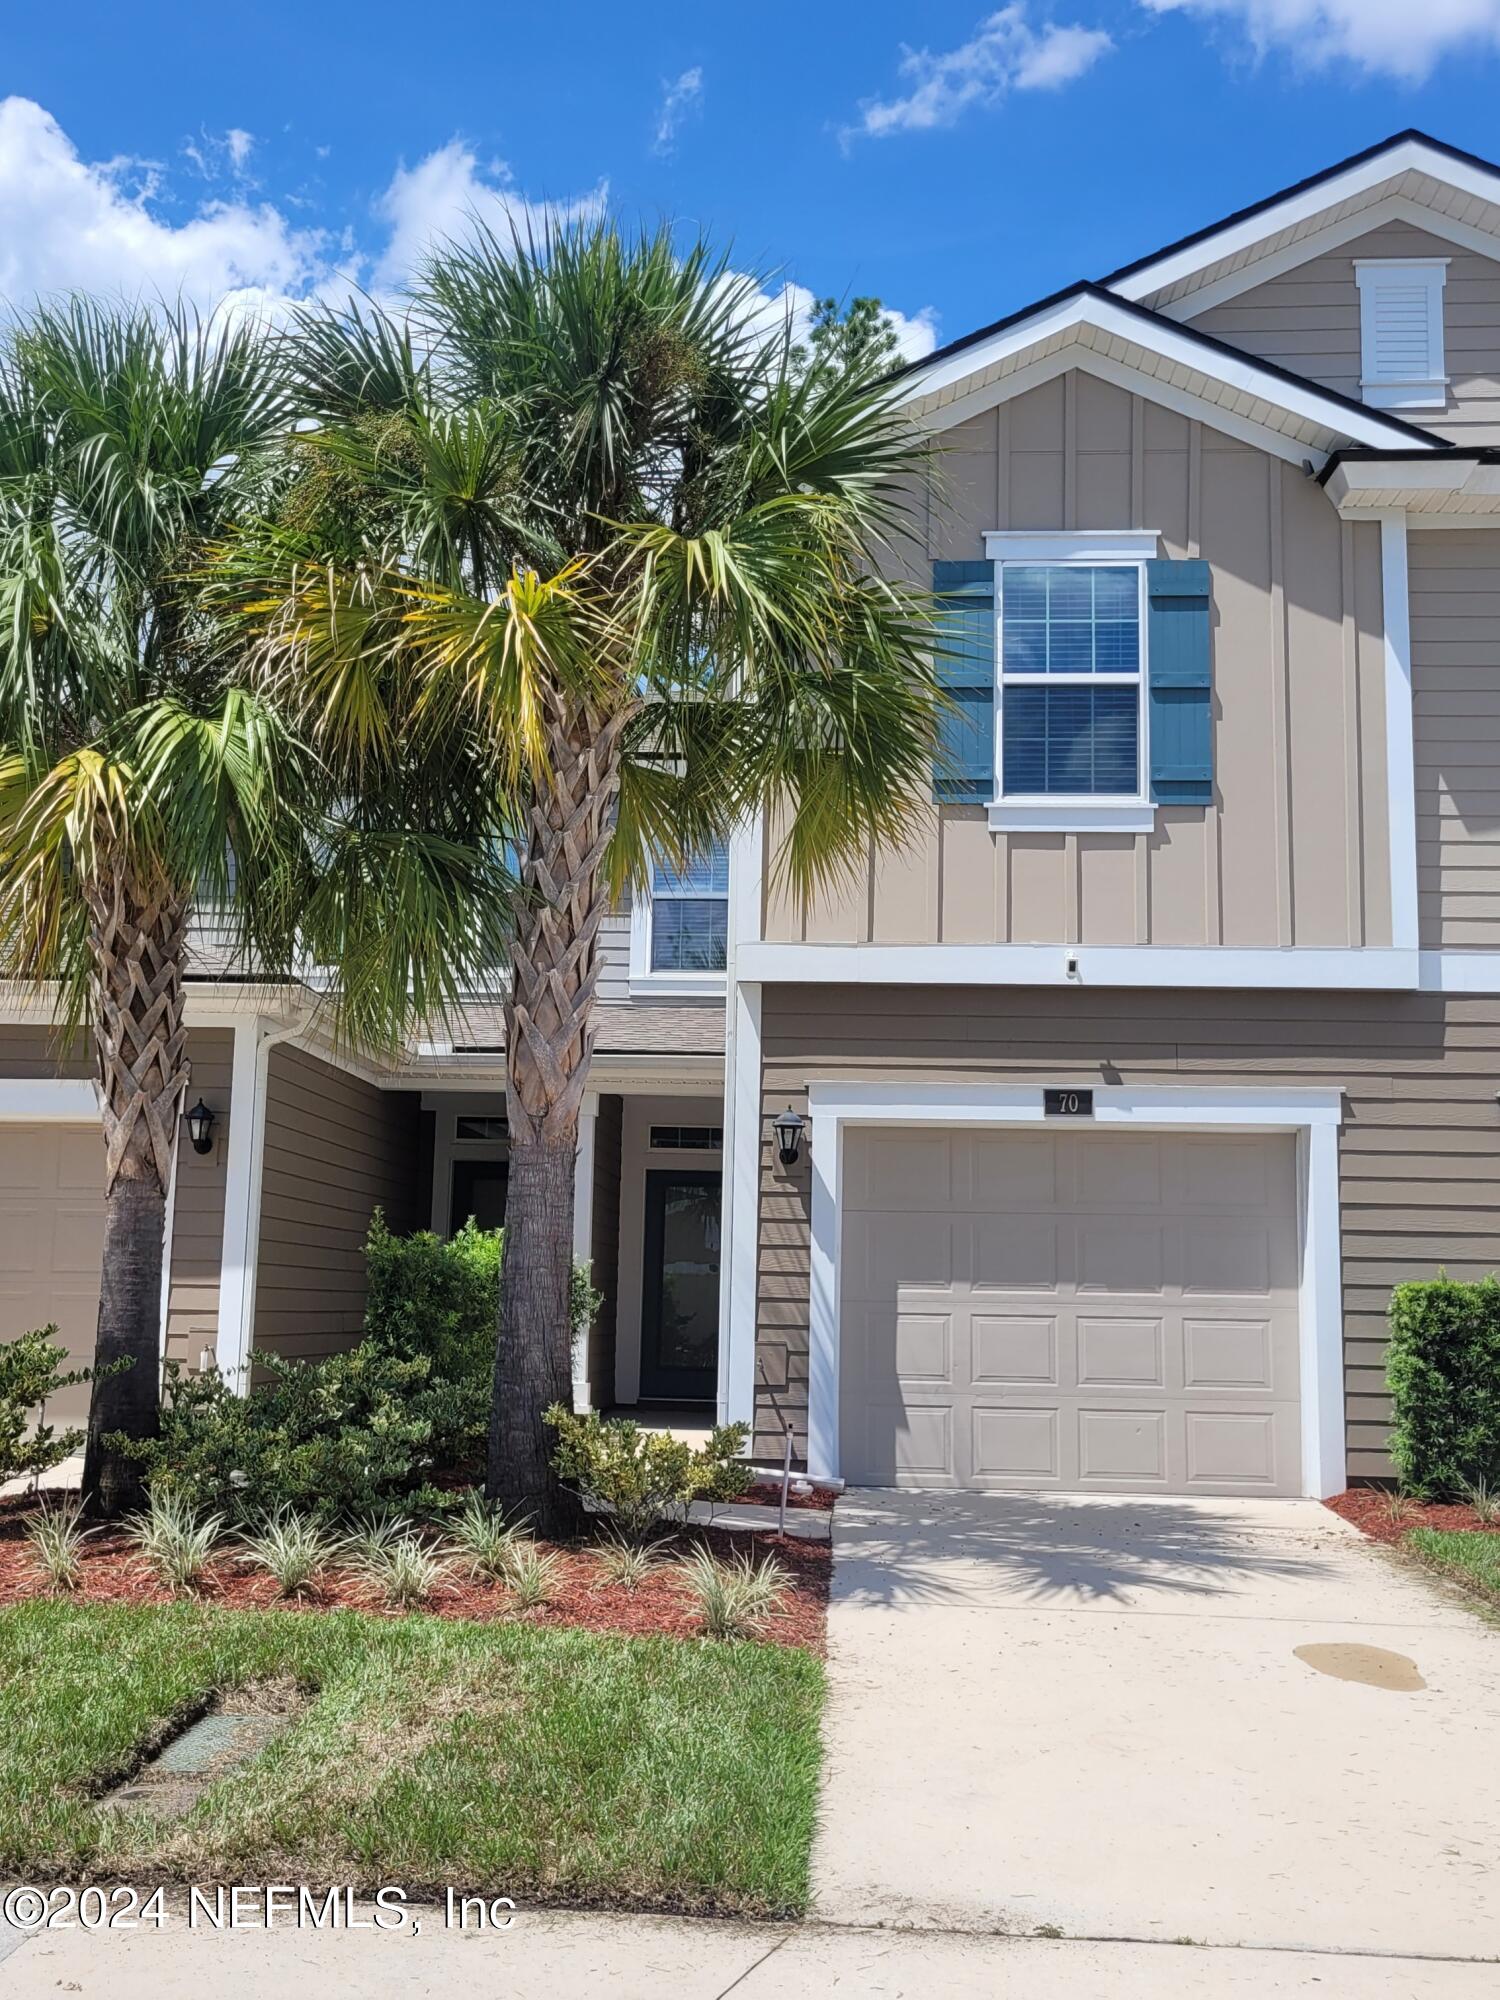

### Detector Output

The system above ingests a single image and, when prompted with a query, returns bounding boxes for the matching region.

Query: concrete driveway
[812,1492,1500,1963]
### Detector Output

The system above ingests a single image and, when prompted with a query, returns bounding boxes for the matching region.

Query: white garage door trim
[0,1080,98,1120]
[808,1082,1346,1500]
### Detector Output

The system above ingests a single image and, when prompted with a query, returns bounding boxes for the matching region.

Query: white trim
[984,529,1161,563]
[1420,951,1500,992]
[717,814,764,1431]
[805,1080,1347,1500]
[900,290,1438,454]
[1355,259,1449,409]
[1379,513,1419,952]
[721,982,763,1433]
[736,941,1420,990]
[0,1078,98,1120]
[1326,459,1500,517]
[1149,193,1500,323]
[1109,138,1500,308]
[157,1135,178,1368]
[988,803,1158,833]
[572,1093,598,1413]
[214,1017,297,1386]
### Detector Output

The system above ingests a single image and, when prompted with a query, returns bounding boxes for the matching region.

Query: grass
[0,1598,824,1917]
[1404,1528,1500,1609]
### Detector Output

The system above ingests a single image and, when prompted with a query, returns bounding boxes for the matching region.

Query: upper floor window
[635,841,729,986]
[1000,563,1144,801]
[1355,258,1448,410]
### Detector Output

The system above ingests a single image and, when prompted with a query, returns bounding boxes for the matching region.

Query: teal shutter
[933,559,995,803]
[1147,559,1213,806]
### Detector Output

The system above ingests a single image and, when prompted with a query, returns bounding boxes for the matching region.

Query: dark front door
[450,1159,509,1234]
[640,1169,721,1401]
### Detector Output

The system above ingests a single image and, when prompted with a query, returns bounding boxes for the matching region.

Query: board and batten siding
[752,985,1500,1481]
[1411,528,1500,948]
[1186,221,1500,445]
[253,1043,421,1364]
[0,1022,233,1369]
[763,370,1391,953]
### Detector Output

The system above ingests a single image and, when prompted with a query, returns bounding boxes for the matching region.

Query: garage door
[0,1124,105,1425]
[839,1127,1302,1496]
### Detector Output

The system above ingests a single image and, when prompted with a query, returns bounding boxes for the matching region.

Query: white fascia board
[899,293,1435,455]
[1327,460,1500,515]
[1109,140,1500,306]
[1150,193,1500,324]
[0,1079,98,1120]
[736,942,1420,991]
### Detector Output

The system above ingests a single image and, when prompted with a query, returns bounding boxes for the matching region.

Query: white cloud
[851,5,1114,141]
[225,128,255,173]
[371,138,607,288]
[0,96,329,315]
[1138,0,1500,80]
[652,67,704,156]
[739,279,940,362]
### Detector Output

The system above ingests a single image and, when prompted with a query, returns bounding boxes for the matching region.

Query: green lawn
[1404,1529,1500,1610]
[0,1599,824,1917]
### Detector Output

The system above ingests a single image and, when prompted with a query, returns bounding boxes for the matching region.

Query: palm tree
[0,300,511,1515]
[223,223,940,1533]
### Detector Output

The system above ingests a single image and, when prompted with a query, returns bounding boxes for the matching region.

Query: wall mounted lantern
[184,1098,217,1156]
[771,1106,805,1169]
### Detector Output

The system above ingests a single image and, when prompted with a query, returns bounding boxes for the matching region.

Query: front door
[640,1169,721,1401]
[450,1158,509,1234]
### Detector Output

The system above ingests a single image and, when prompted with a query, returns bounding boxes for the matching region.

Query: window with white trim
[1355,258,1448,410]
[999,562,1145,801]
[647,843,729,974]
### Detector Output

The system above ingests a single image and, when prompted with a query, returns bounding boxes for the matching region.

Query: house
[7,128,1500,1499]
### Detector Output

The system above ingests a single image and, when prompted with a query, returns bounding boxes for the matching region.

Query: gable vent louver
[1355,259,1448,411]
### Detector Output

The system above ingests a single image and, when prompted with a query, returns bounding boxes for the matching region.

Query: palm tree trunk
[488,703,627,1534]
[80,866,189,1518]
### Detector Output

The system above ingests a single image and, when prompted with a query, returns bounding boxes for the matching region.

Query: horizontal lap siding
[755,986,1500,1479]
[0,1023,232,1372]
[1411,530,1500,948]
[1188,221,1500,445]
[253,1045,421,1364]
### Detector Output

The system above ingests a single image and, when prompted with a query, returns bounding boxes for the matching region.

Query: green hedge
[1387,1275,1500,1496]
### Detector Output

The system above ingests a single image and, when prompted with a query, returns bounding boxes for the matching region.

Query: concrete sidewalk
[3,1908,1496,1998]
[812,1492,1500,1958]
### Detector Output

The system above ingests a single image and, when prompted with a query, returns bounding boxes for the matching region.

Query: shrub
[1387,1276,1500,1497]
[362,1212,602,1470]
[677,1547,791,1640]
[126,1489,223,1591]
[546,1409,750,1538]
[239,1507,341,1597]
[116,1345,442,1520]
[0,1326,89,1486]
[24,1499,97,1591]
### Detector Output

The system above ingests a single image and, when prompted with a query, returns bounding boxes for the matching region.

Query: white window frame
[1354,258,1449,411]
[983,530,1159,834]
[629,848,730,998]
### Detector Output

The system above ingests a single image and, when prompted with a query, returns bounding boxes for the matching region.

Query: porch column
[572,1092,599,1412]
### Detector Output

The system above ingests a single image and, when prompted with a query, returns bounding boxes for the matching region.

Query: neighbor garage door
[839,1127,1302,1496]
[0,1124,105,1424]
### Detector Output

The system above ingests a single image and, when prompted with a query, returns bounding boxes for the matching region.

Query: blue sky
[6,2,1500,353]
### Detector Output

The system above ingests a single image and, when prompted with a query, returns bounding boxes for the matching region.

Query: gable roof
[897,282,1445,462]
[1102,130,1500,317]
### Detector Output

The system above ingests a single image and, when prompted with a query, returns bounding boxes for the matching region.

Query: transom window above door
[631,840,730,993]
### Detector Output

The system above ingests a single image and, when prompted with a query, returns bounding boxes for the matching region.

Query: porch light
[184,1098,216,1156]
[772,1106,805,1168]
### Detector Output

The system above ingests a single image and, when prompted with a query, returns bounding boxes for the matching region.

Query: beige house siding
[1186,221,1500,445]
[1412,528,1500,948]
[765,371,1391,952]
[163,1028,234,1370]
[752,984,1500,1481]
[253,1044,421,1364]
[0,1022,233,1371]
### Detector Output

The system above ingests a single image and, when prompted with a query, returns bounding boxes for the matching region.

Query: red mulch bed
[0,1507,828,1653]
[734,1481,838,1514]
[1326,1486,1500,1548]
